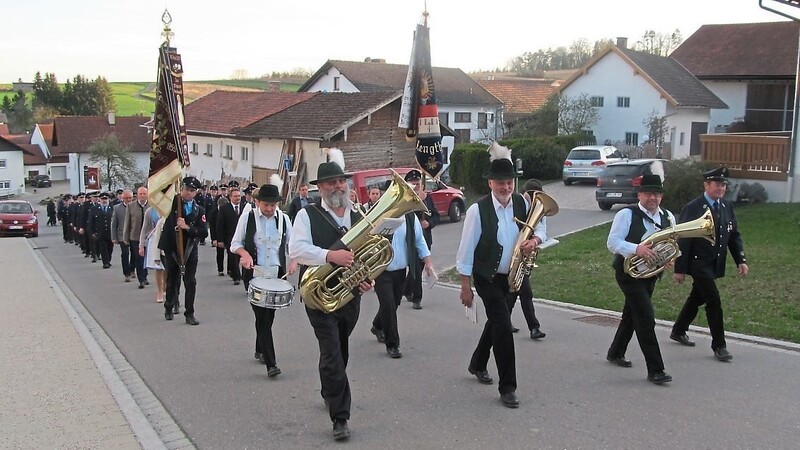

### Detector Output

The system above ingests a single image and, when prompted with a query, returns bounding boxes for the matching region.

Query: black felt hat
[637,174,664,193]
[484,158,517,180]
[182,176,202,190]
[253,184,282,202]
[310,162,352,185]
[703,167,729,183]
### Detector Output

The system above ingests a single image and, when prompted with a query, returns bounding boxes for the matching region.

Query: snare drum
[248,277,295,309]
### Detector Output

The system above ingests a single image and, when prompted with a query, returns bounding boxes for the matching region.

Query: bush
[660,158,715,213]
[734,181,769,204]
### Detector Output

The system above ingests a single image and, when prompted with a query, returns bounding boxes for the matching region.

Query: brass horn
[508,191,559,292]
[624,210,715,279]
[300,170,428,313]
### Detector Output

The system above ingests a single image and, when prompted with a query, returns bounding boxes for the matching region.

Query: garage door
[50,166,67,181]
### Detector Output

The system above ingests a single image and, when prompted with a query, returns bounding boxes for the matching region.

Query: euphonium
[508,191,559,292]
[300,170,428,313]
[624,210,715,279]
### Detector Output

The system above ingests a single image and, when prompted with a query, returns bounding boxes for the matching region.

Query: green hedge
[450,135,583,193]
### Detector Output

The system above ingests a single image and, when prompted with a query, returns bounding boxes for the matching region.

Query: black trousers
[118,242,131,276]
[62,221,72,242]
[129,240,147,283]
[216,246,226,273]
[305,298,360,422]
[608,270,665,375]
[163,250,198,315]
[98,237,113,265]
[252,304,277,366]
[672,277,726,350]
[509,274,541,331]
[470,273,517,395]
[372,269,406,348]
[403,260,424,302]
[226,246,241,281]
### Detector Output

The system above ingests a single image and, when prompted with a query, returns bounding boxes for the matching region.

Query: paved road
[19,182,800,449]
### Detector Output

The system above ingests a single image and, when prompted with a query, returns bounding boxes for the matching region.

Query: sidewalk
[0,237,151,449]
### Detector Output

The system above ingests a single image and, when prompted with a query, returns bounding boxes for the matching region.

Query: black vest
[243,210,287,269]
[297,204,362,280]
[612,206,672,271]
[473,194,527,280]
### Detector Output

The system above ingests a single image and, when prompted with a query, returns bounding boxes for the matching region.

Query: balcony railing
[700,132,791,181]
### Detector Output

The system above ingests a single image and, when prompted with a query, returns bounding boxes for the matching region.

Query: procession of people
[48,143,750,442]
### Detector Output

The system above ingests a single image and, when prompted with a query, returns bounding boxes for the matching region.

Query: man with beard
[456,143,538,409]
[606,174,674,385]
[289,149,373,441]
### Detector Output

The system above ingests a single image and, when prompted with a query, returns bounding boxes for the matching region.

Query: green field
[111,82,155,116]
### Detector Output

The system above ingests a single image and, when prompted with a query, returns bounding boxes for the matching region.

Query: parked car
[0,200,39,237]
[562,145,624,185]
[348,167,466,222]
[28,175,52,188]
[595,159,665,210]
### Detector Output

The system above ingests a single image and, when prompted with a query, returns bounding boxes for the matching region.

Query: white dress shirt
[289,199,355,267]
[607,203,676,257]
[230,207,291,268]
[386,215,431,272]
[456,194,539,276]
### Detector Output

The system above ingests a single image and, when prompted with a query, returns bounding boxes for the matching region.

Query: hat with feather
[484,142,517,180]
[310,148,352,185]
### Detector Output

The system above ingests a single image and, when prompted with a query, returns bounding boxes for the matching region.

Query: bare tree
[643,110,669,157]
[88,133,144,191]
[230,69,249,80]
[558,93,599,135]
[635,29,683,56]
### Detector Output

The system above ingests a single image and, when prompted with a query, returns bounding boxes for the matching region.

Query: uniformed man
[69,193,84,248]
[88,192,115,269]
[80,191,100,261]
[159,176,208,325]
[402,169,440,310]
[58,194,74,243]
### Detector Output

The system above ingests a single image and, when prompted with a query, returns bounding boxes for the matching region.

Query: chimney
[268,81,281,92]
[616,37,628,49]
[107,111,116,126]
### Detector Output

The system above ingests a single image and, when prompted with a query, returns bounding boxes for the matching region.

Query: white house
[0,136,27,197]
[30,123,69,181]
[558,39,727,159]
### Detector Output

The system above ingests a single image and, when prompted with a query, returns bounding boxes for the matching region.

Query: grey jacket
[123,200,148,243]
[110,203,127,242]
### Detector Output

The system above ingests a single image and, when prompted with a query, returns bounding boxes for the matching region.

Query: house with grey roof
[300,59,502,147]
[558,38,727,159]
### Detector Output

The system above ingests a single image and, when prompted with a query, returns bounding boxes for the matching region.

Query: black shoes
[511,325,520,333]
[714,347,733,361]
[530,328,546,340]
[185,314,199,325]
[370,326,385,344]
[648,371,673,384]
[218,272,225,276]
[386,347,402,358]
[102,264,111,269]
[267,366,281,377]
[332,419,350,441]
[173,305,180,314]
[138,281,145,289]
[412,301,422,310]
[254,352,262,361]
[468,366,493,385]
[165,311,173,321]
[500,392,520,408]
[606,355,632,368]
[670,333,696,347]
[144,280,150,285]
[234,280,241,286]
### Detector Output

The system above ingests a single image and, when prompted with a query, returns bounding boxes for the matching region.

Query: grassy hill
[0,79,305,118]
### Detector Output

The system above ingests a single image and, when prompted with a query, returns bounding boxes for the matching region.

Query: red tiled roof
[671,21,800,79]
[476,79,560,115]
[20,144,48,165]
[38,123,54,145]
[184,91,317,134]
[0,124,9,135]
[52,116,151,153]
[2,134,30,145]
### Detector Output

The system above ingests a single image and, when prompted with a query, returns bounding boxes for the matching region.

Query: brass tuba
[624,210,715,279]
[300,170,428,313]
[508,191,559,292]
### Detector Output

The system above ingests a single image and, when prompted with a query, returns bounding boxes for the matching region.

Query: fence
[700,132,791,181]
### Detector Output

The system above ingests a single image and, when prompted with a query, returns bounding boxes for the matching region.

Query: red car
[348,167,466,222]
[0,200,39,237]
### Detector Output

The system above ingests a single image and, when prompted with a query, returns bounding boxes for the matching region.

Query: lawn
[443,202,800,344]
[111,82,154,116]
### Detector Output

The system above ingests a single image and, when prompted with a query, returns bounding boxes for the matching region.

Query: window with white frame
[205,143,213,156]
[241,146,249,161]
[191,143,199,155]
[0,180,10,189]
[591,96,604,107]
[0,159,6,169]
[625,132,639,145]
[454,112,471,123]
[333,76,340,92]
[225,145,233,159]
[617,97,631,108]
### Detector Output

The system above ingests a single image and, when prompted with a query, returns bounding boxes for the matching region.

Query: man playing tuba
[606,174,675,384]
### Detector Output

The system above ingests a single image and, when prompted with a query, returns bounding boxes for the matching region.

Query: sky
[1,0,794,83]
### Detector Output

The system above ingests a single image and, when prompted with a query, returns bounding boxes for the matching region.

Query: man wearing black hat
[207,185,225,276]
[58,194,74,243]
[88,192,115,269]
[231,183,297,377]
[670,167,748,362]
[402,169,439,310]
[456,154,539,408]
[80,191,100,262]
[69,193,84,248]
[159,176,208,325]
[289,153,373,441]
[217,187,245,285]
[606,173,674,384]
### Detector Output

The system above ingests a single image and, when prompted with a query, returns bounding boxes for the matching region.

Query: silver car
[562,145,623,185]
